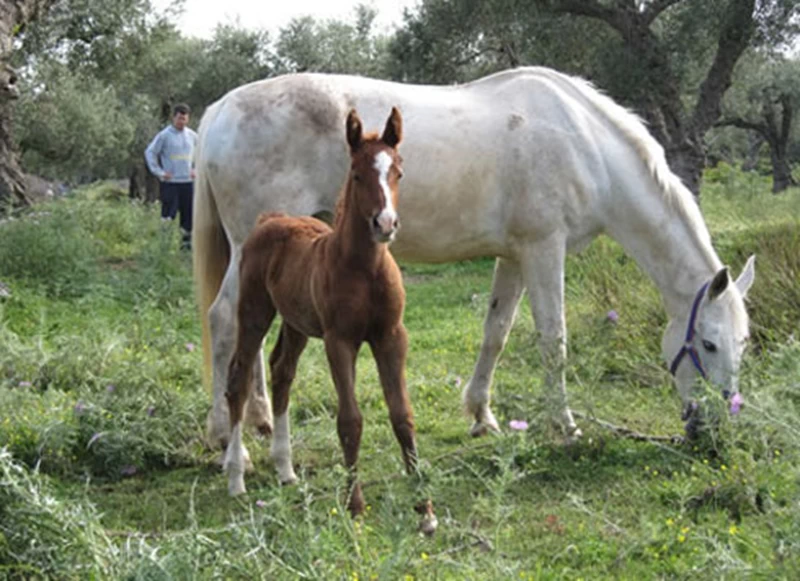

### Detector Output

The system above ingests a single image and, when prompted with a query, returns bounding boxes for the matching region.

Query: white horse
[193,67,755,463]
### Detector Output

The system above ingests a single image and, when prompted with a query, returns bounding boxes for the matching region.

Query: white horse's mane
[489,67,719,271]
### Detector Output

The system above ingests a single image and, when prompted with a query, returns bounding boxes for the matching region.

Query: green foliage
[0,177,799,577]
[274,6,390,77]
[15,66,137,182]
[0,199,101,298]
[387,0,610,84]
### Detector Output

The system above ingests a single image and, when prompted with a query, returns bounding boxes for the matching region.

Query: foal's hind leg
[224,282,277,496]
[463,257,525,436]
[519,237,580,440]
[268,322,308,484]
[370,325,417,474]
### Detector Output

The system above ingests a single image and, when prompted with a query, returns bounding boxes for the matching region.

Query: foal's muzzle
[372,212,399,242]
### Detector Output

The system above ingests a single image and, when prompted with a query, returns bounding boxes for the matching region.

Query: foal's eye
[702,340,717,353]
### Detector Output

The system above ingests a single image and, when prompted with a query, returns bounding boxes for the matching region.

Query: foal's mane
[332,131,382,232]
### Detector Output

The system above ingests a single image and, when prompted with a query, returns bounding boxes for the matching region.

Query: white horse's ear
[381,106,403,148]
[346,109,363,151]
[708,267,730,301]
[735,254,756,298]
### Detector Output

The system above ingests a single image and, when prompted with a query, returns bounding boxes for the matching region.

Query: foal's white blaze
[373,150,397,237]
[270,412,297,484]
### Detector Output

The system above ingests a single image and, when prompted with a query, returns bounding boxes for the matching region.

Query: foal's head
[344,107,404,243]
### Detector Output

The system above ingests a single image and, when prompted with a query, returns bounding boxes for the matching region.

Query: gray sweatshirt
[145,125,198,183]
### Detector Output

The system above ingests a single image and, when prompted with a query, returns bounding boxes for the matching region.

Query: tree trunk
[741,131,764,172]
[0,0,57,207]
[543,0,758,199]
[769,147,796,193]
[0,89,30,207]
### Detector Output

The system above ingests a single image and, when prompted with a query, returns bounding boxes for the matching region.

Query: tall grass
[1,177,799,578]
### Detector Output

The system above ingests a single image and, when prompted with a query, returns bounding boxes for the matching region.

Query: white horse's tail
[192,108,230,392]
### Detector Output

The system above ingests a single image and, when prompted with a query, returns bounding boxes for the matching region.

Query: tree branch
[541,0,630,34]
[715,116,768,137]
[642,0,686,25]
[690,0,757,134]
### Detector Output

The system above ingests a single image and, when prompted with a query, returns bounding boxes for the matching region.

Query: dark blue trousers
[160,181,193,241]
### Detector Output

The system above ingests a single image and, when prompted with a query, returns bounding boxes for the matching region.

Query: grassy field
[1,171,799,579]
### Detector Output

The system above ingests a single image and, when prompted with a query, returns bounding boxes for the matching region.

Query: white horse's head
[662,255,756,426]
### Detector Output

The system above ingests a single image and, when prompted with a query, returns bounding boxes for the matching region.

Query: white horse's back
[195,68,649,262]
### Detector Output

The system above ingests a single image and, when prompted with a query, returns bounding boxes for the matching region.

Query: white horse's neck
[606,178,722,320]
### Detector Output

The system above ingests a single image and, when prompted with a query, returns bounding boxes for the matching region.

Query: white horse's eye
[702,340,717,353]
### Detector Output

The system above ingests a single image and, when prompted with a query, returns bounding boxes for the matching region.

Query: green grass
[1,177,799,579]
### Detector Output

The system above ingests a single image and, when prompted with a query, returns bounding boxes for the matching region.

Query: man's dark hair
[173,103,191,116]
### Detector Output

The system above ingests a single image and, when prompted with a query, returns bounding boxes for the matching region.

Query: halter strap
[669,281,710,379]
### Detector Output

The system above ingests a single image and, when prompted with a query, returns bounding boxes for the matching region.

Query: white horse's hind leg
[519,236,581,440]
[207,249,272,458]
[223,422,247,495]
[245,350,273,437]
[463,258,525,436]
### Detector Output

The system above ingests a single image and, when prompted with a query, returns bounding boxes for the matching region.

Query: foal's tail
[192,110,230,393]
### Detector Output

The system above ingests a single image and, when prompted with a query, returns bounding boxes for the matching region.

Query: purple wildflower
[74,401,85,414]
[18,381,32,388]
[729,393,744,416]
[454,376,463,389]
[185,342,196,352]
[146,406,156,417]
[509,419,529,431]
[120,465,138,477]
[106,384,116,393]
[255,499,267,508]
[607,310,619,324]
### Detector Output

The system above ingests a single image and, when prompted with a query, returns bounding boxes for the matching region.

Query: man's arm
[145,130,169,180]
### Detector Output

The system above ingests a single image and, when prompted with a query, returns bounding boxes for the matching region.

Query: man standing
[145,103,197,249]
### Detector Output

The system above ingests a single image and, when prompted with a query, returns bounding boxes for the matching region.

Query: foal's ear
[381,106,403,148]
[735,254,756,298]
[346,109,363,151]
[708,267,730,301]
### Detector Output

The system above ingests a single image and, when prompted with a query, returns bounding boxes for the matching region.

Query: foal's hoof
[218,450,254,473]
[415,499,438,537]
[256,422,273,437]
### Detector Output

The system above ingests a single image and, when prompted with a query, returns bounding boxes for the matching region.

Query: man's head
[172,104,191,130]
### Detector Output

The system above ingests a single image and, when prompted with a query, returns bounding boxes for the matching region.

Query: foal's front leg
[369,324,417,474]
[324,334,365,515]
[268,322,308,484]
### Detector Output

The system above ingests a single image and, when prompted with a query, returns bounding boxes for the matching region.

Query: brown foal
[224,107,416,515]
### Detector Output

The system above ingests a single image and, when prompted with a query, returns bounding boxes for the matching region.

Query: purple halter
[669,281,710,380]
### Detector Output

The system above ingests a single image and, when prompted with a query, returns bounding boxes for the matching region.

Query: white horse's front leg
[463,257,525,436]
[520,237,580,441]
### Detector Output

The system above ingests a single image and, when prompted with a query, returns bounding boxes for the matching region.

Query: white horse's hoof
[469,420,501,438]
[279,473,298,486]
[564,426,583,445]
[228,478,247,496]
